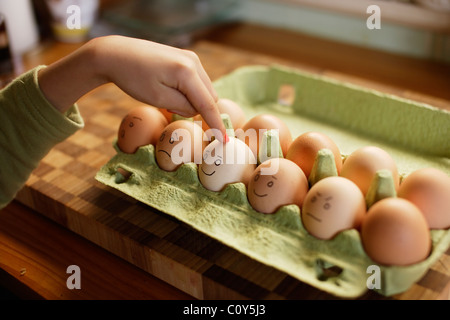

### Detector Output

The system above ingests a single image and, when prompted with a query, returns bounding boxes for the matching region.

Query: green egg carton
[96,65,450,298]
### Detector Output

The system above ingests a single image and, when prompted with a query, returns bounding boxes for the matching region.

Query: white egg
[199,137,257,192]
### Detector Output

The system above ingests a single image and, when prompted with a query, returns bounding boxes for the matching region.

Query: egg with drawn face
[248,158,309,214]
[156,120,207,172]
[117,105,168,154]
[198,137,257,192]
[301,176,366,240]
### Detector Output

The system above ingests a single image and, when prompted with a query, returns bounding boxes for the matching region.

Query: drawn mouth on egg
[306,212,322,223]
[158,150,171,158]
[253,189,268,197]
[201,167,215,176]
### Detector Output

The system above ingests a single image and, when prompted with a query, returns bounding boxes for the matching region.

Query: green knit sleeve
[0,65,84,209]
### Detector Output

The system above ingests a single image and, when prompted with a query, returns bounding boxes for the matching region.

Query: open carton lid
[96,65,450,298]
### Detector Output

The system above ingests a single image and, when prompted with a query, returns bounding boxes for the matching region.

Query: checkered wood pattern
[15,42,449,300]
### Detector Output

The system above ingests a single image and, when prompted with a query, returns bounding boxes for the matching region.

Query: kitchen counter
[0,23,449,300]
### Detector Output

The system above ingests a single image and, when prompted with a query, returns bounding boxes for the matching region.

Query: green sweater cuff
[0,66,84,208]
[22,65,84,138]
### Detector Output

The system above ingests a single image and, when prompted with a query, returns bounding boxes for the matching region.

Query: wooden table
[1,23,449,300]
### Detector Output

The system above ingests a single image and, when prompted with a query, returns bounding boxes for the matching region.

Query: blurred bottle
[0,14,15,88]
[0,0,40,56]
[45,0,100,43]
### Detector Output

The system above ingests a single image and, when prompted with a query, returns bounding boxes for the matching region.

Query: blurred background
[0,0,449,85]
[0,0,449,300]
[7,0,450,61]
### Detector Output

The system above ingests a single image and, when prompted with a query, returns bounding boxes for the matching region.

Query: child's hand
[39,35,226,141]
[96,36,226,140]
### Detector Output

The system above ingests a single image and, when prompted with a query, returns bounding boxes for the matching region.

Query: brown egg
[194,98,247,139]
[361,197,431,266]
[236,114,292,159]
[217,98,247,129]
[198,137,257,192]
[398,168,450,229]
[340,146,399,196]
[117,105,168,154]
[159,108,174,123]
[286,131,342,178]
[156,120,207,172]
[301,176,366,240]
[248,158,309,214]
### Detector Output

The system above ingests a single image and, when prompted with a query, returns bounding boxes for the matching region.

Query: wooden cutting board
[16,41,450,300]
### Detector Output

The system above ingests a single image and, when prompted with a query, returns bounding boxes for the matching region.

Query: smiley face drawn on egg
[198,137,256,192]
[251,171,276,198]
[301,176,366,240]
[247,158,309,214]
[200,150,223,177]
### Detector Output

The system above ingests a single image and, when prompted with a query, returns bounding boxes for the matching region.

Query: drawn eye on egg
[310,192,333,210]
[202,150,209,162]
[323,198,332,210]
[128,116,141,128]
[252,172,277,198]
[201,155,222,176]
[169,133,176,144]
[159,131,166,142]
[301,176,366,240]
[119,117,127,138]
[120,116,142,138]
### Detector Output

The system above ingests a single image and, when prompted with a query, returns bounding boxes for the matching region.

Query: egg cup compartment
[96,65,450,298]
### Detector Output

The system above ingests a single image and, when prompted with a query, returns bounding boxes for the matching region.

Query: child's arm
[0,36,227,209]
[38,35,226,141]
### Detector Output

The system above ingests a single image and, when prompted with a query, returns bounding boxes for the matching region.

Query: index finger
[180,73,227,142]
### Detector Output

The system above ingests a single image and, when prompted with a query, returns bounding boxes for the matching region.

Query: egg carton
[96,65,450,298]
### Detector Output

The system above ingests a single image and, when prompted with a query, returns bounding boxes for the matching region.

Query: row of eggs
[116,101,450,267]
